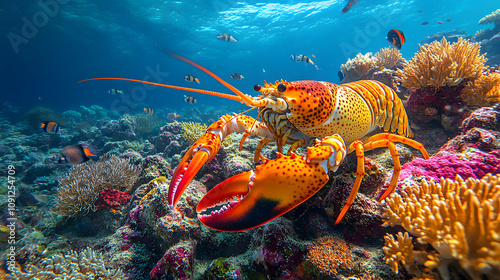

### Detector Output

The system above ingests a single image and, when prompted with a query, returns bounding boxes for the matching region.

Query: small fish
[167,112,180,121]
[40,121,60,133]
[342,0,358,13]
[108,89,123,95]
[16,193,48,207]
[55,144,98,165]
[230,73,244,80]
[144,107,154,115]
[422,22,429,25]
[217,33,237,43]
[447,18,451,22]
[437,21,443,24]
[184,75,200,84]
[338,70,345,82]
[301,55,314,65]
[184,95,197,104]
[290,54,301,62]
[312,54,316,58]
[387,29,405,50]
[262,68,266,73]
[418,10,423,13]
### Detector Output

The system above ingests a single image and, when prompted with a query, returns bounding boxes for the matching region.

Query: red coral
[96,188,131,210]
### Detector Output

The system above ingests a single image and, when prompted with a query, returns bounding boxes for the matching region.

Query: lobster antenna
[161,50,256,105]
[78,77,241,102]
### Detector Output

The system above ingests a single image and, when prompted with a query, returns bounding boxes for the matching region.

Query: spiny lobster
[81,52,429,232]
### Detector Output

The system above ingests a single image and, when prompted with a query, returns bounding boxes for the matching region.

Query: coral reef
[340,53,377,83]
[340,48,404,91]
[374,47,406,69]
[479,9,500,26]
[461,73,500,108]
[150,240,196,280]
[6,248,125,279]
[383,174,500,280]
[396,37,487,88]
[54,154,140,217]
[307,236,354,276]
[180,121,208,145]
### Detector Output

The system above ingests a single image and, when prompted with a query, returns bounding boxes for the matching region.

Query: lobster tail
[342,80,413,138]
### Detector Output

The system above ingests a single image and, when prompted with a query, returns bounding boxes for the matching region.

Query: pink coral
[400,151,500,182]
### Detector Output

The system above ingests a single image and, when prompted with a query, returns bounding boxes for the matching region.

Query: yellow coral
[307,236,353,275]
[180,121,208,145]
[461,73,500,107]
[383,174,500,280]
[54,154,140,217]
[6,248,125,279]
[180,121,234,147]
[375,47,406,69]
[479,9,500,25]
[383,232,415,274]
[396,37,487,89]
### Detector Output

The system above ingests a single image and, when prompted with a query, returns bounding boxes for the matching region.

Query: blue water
[1,0,497,114]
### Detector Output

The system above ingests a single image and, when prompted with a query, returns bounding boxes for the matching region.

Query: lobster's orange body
[80,52,429,232]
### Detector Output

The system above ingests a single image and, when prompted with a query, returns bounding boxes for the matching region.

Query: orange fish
[438,21,443,24]
[167,113,180,121]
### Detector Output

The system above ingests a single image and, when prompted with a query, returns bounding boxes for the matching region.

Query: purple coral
[150,241,195,280]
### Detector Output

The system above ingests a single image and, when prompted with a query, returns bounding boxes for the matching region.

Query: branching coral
[383,174,500,280]
[396,37,487,89]
[341,53,377,82]
[307,236,353,276]
[374,47,406,69]
[461,73,500,107]
[54,154,140,217]
[6,248,125,279]
[479,9,500,25]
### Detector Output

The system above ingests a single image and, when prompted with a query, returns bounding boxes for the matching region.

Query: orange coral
[461,73,500,107]
[396,37,487,89]
[307,236,353,275]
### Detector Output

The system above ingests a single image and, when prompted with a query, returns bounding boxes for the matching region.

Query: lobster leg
[169,114,274,207]
[334,133,430,224]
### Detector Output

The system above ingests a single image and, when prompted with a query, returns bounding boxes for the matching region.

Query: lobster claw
[196,153,329,232]
[168,132,222,207]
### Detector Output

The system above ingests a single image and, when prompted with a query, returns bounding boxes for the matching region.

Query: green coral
[134,113,161,135]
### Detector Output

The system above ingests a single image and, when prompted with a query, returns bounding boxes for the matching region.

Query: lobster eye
[254,84,261,91]
[277,83,287,93]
